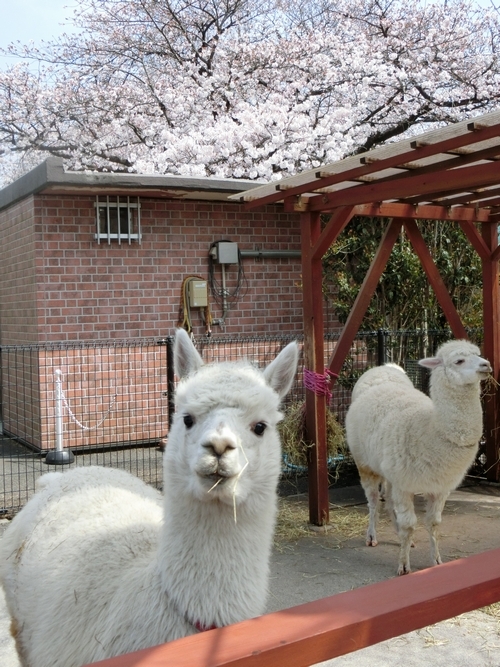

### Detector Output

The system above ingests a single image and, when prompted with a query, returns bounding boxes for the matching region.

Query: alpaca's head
[164,329,299,507]
[419,340,491,387]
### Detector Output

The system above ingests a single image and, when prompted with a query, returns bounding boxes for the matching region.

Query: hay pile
[278,402,347,472]
[274,496,369,551]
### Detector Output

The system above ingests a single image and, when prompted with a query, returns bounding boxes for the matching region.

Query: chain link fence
[1,329,484,515]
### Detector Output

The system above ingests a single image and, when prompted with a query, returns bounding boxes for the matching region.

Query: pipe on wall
[239,250,301,259]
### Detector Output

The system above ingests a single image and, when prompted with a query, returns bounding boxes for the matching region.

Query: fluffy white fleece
[345,339,491,576]
[0,329,298,667]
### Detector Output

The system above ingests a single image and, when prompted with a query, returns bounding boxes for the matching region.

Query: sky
[0,0,78,68]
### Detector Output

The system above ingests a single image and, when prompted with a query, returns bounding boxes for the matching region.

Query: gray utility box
[213,241,239,264]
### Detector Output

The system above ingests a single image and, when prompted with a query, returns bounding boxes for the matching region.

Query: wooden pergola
[232,109,500,526]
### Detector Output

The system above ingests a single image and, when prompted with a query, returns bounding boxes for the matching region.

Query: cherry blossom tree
[0,0,499,184]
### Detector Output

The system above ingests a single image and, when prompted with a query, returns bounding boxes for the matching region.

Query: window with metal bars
[95,196,141,244]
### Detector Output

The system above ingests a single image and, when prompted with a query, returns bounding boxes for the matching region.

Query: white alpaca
[345,340,491,576]
[0,329,298,667]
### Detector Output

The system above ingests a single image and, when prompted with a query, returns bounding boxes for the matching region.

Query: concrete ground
[269,483,500,666]
[1,482,500,666]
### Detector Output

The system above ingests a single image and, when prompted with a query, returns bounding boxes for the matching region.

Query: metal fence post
[157,337,176,428]
[377,329,387,366]
[166,337,175,427]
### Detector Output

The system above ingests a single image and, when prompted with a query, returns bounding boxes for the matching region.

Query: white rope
[61,387,118,431]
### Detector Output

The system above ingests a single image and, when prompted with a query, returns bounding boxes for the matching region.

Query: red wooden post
[481,222,500,482]
[301,211,329,526]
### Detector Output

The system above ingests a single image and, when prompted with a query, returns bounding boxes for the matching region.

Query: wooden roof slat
[405,184,499,208]
[233,110,500,208]
[478,196,500,207]
[374,145,500,189]
[308,160,500,211]
[426,185,500,208]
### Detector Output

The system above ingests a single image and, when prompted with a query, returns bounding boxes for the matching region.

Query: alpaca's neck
[157,487,276,629]
[430,380,483,447]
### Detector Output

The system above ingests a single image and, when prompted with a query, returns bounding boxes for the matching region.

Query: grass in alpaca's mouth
[203,473,233,492]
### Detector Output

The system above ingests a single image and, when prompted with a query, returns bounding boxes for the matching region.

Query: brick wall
[2,341,168,451]
[1,346,42,447]
[0,196,40,344]
[33,194,306,342]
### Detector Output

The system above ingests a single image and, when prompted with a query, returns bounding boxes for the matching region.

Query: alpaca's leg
[358,467,383,547]
[424,492,448,566]
[391,487,417,576]
[384,483,415,547]
[382,481,399,536]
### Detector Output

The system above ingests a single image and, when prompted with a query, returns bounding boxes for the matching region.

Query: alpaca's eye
[455,359,465,365]
[253,422,267,436]
[183,414,194,428]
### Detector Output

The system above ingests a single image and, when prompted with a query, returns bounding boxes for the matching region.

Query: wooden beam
[311,206,355,260]
[458,221,491,261]
[352,202,490,222]
[403,219,467,339]
[309,161,500,211]
[300,211,329,526]
[84,548,500,667]
[481,222,500,482]
[328,219,401,376]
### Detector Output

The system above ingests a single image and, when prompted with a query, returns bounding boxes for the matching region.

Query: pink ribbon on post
[303,367,338,401]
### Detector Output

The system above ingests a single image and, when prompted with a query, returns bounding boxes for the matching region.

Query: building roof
[0,157,264,211]
[231,109,500,223]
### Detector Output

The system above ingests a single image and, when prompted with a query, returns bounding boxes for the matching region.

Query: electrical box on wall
[187,280,208,307]
[210,241,239,264]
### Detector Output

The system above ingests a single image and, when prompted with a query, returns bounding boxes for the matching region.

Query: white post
[45,369,74,465]
[55,369,63,452]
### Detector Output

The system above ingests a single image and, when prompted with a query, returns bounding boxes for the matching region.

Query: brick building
[0,158,316,450]
[0,158,309,344]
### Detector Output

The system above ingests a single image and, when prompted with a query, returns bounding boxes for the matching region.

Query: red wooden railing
[84,547,500,667]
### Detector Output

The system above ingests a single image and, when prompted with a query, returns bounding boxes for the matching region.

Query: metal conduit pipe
[239,250,301,259]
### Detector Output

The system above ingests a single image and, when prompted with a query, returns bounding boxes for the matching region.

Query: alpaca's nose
[480,360,492,372]
[203,439,236,458]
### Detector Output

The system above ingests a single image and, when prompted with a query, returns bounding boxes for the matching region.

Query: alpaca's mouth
[207,473,228,482]
[199,472,232,486]
[198,472,238,497]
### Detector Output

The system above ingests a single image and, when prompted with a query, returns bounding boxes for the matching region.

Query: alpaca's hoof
[397,563,411,576]
[366,536,378,547]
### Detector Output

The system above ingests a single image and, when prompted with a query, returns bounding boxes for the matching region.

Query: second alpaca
[345,339,491,575]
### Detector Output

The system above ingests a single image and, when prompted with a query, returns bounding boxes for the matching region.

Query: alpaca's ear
[264,341,299,399]
[418,356,443,369]
[174,329,204,378]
